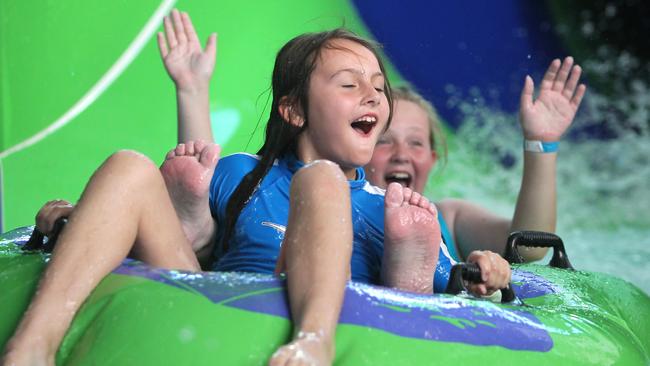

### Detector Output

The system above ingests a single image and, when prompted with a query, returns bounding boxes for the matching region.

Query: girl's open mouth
[351,115,377,136]
[385,172,412,188]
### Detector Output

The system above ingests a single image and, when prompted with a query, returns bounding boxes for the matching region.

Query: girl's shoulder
[216,153,261,172]
[212,153,262,186]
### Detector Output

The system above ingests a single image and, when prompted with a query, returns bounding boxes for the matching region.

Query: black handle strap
[504,231,574,270]
[23,217,68,253]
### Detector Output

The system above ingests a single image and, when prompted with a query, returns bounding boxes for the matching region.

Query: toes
[185,141,195,156]
[199,143,221,168]
[385,182,404,209]
[418,196,429,208]
[402,187,413,205]
[175,143,186,156]
[409,191,422,206]
[194,140,206,156]
[427,202,438,217]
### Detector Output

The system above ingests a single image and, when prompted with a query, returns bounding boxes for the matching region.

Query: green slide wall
[0,0,400,231]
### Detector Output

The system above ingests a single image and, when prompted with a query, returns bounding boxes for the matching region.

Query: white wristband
[524,140,559,153]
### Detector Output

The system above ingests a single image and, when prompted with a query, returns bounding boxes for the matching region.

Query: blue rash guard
[209,153,455,291]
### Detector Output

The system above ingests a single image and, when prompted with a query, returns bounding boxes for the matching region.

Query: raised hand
[519,57,587,141]
[157,9,217,93]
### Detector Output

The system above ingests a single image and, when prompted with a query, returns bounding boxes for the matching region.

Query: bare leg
[382,183,441,294]
[270,161,352,366]
[1,148,217,366]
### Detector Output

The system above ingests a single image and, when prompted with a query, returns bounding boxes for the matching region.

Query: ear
[278,96,305,127]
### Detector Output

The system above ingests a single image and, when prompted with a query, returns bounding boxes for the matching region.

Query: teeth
[354,115,376,123]
[387,172,410,179]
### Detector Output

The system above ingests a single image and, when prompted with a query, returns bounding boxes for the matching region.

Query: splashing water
[430,64,650,295]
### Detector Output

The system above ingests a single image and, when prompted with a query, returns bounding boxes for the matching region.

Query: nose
[390,141,410,163]
[361,82,381,106]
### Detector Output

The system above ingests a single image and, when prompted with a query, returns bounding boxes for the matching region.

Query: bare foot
[159,140,220,244]
[268,331,333,366]
[382,182,441,293]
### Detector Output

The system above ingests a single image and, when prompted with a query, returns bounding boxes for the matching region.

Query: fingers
[571,84,587,108]
[540,58,561,91]
[171,9,187,45]
[525,56,587,111]
[563,63,582,98]
[205,33,218,60]
[467,283,488,296]
[156,32,168,58]
[35,200,73,236]
[519,75,534,111]
[467,251,492,283]
[163,15,177,49]
[552,56,574,92]
[557,57,587,108]
[181,12,200,48]
[162,9,189,54]
[467,251,511,296]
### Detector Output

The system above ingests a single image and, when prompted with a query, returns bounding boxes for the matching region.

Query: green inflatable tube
[1,226,648,365]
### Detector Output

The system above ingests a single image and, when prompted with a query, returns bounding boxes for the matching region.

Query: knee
[291,160,347,196]
[101,150,160,184]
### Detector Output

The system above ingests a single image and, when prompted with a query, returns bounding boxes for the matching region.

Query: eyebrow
[330,68,384,80]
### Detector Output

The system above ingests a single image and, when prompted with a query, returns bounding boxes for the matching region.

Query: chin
[349,154,373,168]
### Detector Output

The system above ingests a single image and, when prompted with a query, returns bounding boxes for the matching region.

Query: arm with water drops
[510,56,586,261]
[438,57,586,262]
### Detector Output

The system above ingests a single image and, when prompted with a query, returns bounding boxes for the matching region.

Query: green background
[0,0,403,231]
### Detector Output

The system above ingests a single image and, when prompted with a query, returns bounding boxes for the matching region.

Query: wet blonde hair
[391,85,447,166]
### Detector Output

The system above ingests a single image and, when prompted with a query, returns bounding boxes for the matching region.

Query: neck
[296,146,357,180]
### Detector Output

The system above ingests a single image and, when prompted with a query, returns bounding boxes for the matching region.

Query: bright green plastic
[1,227,648,365]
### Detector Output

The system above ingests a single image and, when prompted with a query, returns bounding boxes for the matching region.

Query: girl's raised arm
[440,57,586,261]
[510,56,585,261]
[157,9,217,143]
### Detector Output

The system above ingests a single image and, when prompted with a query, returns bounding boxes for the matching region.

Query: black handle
[504,231,574,270]
[22,217,68,253]
[444,262,516,303]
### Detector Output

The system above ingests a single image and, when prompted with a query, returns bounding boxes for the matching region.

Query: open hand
[519,57,586,141]
[157,9,217,92]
